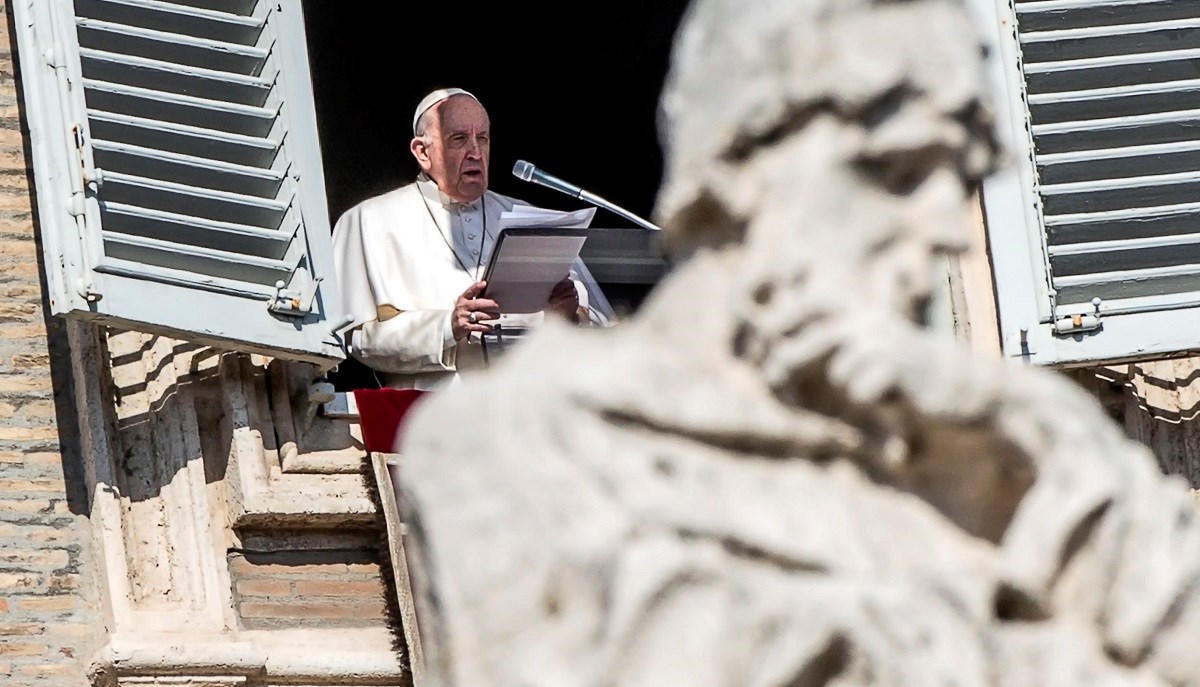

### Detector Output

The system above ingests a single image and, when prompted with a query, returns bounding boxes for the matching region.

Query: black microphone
[511,160,662,231]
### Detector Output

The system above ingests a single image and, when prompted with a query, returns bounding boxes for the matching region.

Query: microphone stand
[576,189,662,232]
[513,161,663,231]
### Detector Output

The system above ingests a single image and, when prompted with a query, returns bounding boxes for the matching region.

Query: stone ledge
[88,631,404,686]
[230,473,378,529]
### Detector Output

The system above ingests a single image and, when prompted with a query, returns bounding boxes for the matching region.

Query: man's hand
[452,281,500,341]
[547,278,580,323]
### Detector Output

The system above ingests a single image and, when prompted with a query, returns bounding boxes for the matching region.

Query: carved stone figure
[395,0,1200,685]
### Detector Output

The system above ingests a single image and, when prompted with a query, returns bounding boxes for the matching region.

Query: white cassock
[332,174,614,390]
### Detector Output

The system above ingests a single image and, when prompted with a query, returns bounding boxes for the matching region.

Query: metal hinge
[68,124,86,218]
[69,124,102,303]
[1052,297,1103,335]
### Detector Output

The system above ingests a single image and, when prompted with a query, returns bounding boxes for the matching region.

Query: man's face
[414,95,491,204]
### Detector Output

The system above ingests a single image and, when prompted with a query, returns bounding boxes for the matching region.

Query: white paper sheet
[482,230,588,314]
[496,205,597,232]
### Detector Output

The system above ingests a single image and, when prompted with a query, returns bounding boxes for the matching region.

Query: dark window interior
[302,2,690,227]
[300,2,691,389]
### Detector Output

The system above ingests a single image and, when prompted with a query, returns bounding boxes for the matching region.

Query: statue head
[654,0,1000,327]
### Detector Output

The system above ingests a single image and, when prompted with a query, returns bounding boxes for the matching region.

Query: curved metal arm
[578,190,663,231]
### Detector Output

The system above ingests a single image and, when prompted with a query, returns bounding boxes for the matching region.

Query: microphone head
[512,160,535,182]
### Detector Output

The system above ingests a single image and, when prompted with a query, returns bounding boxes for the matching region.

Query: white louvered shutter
[978,0,1200,366]
[12,0,345,366]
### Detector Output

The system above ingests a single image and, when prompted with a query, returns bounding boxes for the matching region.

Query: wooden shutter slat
[103,230,293,284]
[1017,0,1194,33]
[76,18,270,74]
[94,257,277,300]
[167,0,260,15]
[80,49,274,105]
[88,110,280,166]
[99,170,292,228]
[92,140,285,197]
[100,202,295,258]
[75,0,266,45]
[83,79,279,137]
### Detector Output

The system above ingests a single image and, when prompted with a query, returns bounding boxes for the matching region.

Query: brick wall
[229,535,390,631]
[0,3,105,684]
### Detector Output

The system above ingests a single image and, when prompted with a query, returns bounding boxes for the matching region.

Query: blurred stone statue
[395,0,1200,685]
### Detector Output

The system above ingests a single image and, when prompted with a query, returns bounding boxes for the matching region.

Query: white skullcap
[412,87,478,135]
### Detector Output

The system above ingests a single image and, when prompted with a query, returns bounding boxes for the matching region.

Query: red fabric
[352,388,429,453]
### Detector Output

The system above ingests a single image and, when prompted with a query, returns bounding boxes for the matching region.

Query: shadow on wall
[70,328,363,503]
[1074,359,1200,488]
[10,4,92,519]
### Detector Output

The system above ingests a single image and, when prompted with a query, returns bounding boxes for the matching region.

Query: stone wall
[71,328,405,685]
[229,534,390,631]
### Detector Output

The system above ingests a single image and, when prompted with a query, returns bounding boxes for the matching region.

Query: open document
[481,227,589,314]
[480,205,599,314]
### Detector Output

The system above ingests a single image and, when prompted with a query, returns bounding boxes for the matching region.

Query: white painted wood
[12,0,346,367]
[978,0,1200,365]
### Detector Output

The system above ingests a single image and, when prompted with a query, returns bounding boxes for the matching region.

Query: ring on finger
[468,311,478,324]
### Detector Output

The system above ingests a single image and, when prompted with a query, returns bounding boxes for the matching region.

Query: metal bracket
[1013,327,1033,358]
[269,269,322,317]
[1052,297,1103,335]
[77,280,101,302]
[83,166,104,190]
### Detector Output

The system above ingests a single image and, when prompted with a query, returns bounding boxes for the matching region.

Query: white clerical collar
[416,174,483,214]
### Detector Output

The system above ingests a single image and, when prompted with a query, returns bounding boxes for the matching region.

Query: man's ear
[410,137,432,170]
